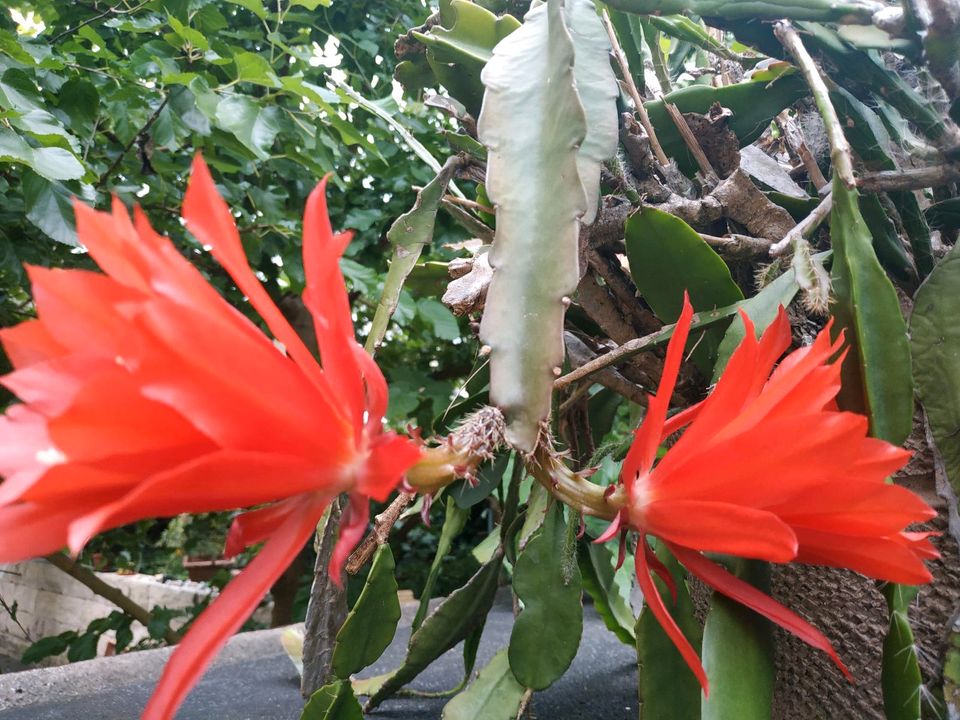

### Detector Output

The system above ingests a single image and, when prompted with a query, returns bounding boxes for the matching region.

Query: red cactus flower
[0,155,421,719]
[598,294,936,693]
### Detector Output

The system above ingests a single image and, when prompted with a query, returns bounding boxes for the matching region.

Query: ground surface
[0,593,638,719]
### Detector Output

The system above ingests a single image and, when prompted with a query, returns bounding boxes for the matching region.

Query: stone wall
[0,560,213,665]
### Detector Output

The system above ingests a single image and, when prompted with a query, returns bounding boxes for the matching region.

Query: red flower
[599,295,936,693]
[0,156,421,719]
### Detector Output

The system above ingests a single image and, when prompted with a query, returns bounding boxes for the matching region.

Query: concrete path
[0,594,639,719]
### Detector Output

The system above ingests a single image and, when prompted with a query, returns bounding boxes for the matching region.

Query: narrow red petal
[328,493,371,586]
[224,498,300,557]
[644,543,678,604]
[669,543,852,681]
[142,493,327,720]
[635,537,708,693]
[594,510,623,544]
[621,295,695,483]
[302,180,365,433]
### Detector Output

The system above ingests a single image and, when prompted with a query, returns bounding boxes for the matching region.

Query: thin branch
[50,0,150,44]
[601,9,669,166]
[96,95,169,189]
[775,21,856,188]
[664,102,719,186]
[443,194,494,215]
[857,163,960,192]
[563,332,647,406]
[769,191,834,256]
[344,493,415,575]
[45,553,181,646]
[700,232,773,257]
[554,301,747,390]
[777,112,829,191]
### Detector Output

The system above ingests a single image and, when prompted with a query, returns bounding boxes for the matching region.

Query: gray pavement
[0,593,639,719]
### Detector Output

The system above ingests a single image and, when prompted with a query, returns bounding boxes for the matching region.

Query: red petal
[182,155,333,403]
[635,537,708,693]
[142,493,327,720]
[0,319,65,368]
[328,493,370,586]
[772,480,936,536]
[644,543,678,604]
[66,451,333,553]
[659,401,703,441]
[792,528,934,584]
[0,405,55,498]
[669,542,852,681]
[0,495,116,562]
[302,180,365,433]
[621,295,695,483]
[136,298,347,458]
[26,266,143,358]
[594,510,623,544]
[224,497,301,558]
[355,432,423,502]
[644,500,798,562]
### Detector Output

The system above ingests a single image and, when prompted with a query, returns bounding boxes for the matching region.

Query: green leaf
[300,680,363,720]
[829,177,913,445]
[331,545,401,679]
[858,194,916,287]
[566,0,619,225]
[451,453,510,510]
[67,632,99,662]
[604,0,880,22]
[712,259,806,380]
[830,86,932,280]
[409,0,520,117]
[215,95,280,160]
[701,560,774,720]
[291,0,332,9]
[23,172,78,245]
[0,69,44,112]
[624,206,744,374]
[441,648,527,720]
[879,583,923,720]
[224,0,268,19]
[28,146,85,182]
[911,240,960,518]
[800,23,950,145]
[22,632,76,664]
[366,158,461,353]
[367,550,504,709]
[644,71,807,177]
[234,50,279,87]
[351,670,397,697]
[636,543,702,720]
[477,0,588,450]
[578,542,635,645]
[166,14,209,50]
[0,127,84,182]
[509,504,582,690]
[419,298,461,340]
[413,496,470,633]
[646,15,736,60]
